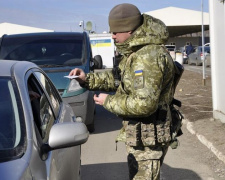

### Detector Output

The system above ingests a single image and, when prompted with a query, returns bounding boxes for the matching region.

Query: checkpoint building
[145,7,210,50]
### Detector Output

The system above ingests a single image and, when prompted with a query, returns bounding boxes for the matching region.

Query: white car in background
[188,46,210,66]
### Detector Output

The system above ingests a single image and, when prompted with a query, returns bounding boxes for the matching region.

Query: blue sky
[0,0,209,33]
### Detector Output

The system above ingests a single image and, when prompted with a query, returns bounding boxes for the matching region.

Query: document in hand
[64,75,79,79]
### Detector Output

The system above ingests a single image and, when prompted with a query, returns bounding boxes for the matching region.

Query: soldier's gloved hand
[94,93,108,105]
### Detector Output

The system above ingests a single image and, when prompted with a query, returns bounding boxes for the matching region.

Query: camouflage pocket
[141,123,156,146]
[155,119,171,145]
[124,121,141,146]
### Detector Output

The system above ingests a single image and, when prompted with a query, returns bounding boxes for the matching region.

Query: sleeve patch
[134,70,144,90]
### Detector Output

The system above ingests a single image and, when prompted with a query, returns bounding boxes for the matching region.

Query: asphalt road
[183,64,211,76]
[81,104,224,180]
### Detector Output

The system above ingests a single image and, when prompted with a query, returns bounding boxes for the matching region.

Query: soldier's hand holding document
[64,75,79,79]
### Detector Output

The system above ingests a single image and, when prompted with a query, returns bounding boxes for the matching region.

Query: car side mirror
[49,122,89,148]
[41,122,89,160]
[92,55,103,69]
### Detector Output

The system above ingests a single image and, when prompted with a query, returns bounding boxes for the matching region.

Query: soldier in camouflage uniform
[69,3,176,180]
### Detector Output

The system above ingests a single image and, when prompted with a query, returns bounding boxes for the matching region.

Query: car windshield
[0,35,85,66]
[0,78,21,150]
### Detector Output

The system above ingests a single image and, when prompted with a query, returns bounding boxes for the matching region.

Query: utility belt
[123,106,182,147]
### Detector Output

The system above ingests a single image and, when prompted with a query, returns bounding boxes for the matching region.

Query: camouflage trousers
[126,145,168,180]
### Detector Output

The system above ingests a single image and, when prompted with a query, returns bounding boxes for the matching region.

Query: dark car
[0,60,89,180]
[0,32,102,132]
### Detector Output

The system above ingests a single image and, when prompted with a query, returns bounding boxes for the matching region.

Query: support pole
[202,0,206,86]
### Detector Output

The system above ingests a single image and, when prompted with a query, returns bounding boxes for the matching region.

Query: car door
[197,47,202,61]
[196,47,203,65]
[27,70,81,180]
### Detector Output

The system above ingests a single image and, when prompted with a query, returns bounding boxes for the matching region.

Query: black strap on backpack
[170,61,185,149]
[173,61,184,94]
[171,60,184,108]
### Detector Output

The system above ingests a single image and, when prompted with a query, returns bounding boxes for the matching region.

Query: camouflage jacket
[85,14,175,118]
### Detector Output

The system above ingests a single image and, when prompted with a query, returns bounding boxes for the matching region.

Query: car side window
[33,71,61,117]
[28,73,59,143]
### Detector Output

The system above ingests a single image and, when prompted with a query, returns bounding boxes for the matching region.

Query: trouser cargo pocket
[123,120,141,146]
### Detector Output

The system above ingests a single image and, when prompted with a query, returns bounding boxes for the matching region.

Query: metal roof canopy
[145,7,210,37]
[0,23,53,37]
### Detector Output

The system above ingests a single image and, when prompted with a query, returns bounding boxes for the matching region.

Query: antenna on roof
[86,21,92,33]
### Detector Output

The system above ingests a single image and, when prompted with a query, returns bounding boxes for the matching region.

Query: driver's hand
[69,68,86,84]
[29,91,40,101]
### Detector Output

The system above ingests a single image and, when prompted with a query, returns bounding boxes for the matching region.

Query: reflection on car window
[34,72,60,116]
[39,93,54,142]
[0,79,21,150]
[28,74,56,143]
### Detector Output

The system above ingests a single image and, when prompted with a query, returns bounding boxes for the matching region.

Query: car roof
[2,32,86,39]
[0,60,37,77]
